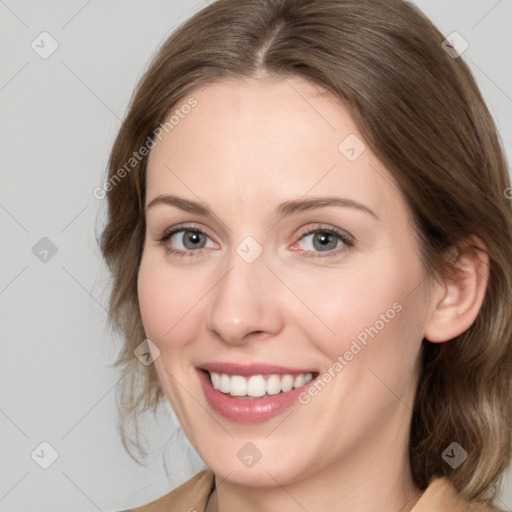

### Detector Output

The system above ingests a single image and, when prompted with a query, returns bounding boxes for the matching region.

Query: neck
[205,422,423,512]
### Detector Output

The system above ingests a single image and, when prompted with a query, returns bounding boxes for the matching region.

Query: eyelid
[156,222,354,258]
[294,223,354,245]
[289,224,354,258]
[156,222,214,241]
[155,223,217,259]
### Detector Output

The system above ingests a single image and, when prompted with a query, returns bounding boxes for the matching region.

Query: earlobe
[424,236,489,343]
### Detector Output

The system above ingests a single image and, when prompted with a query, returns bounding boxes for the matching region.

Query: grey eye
[299,231,344,252]
[171,230,212,250]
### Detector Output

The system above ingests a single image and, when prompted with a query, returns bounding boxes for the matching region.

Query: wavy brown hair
[98,0,512,502]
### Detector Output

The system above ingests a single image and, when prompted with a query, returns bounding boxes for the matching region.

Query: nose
[205,249,285,345]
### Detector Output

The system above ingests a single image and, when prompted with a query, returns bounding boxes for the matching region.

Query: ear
[424,236,489,343]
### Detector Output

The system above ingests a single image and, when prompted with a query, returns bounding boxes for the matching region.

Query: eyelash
[156,223,354,259]
[292,225,354,258]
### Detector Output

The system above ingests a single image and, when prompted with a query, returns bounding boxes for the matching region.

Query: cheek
[294,250,425,364]
[137,248,223,355]
[137,252,213,350]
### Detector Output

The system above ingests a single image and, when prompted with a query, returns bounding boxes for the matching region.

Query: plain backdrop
[1,1,511,511]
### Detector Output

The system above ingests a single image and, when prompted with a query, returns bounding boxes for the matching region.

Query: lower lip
[197,369,316,423]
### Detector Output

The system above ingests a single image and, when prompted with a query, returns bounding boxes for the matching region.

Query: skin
[137,75,489,512]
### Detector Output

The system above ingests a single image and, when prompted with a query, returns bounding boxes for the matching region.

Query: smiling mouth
[201,369,320,399]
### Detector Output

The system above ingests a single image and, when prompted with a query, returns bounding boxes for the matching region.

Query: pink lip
[196,366,318,424]
[198,362,316,376]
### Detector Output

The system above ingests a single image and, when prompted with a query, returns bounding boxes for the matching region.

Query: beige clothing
[125,469,500,511]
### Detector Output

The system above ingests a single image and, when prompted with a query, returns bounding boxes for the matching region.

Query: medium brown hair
[98,0,512,502]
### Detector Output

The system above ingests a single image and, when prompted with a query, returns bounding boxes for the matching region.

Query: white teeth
[208,371,315,397]
[293,374,305,388]
[210,372,221,389]
[247,375,267,397]
[281,374,294,392]
[266,374,282,395]
[219,374,230,393]
[230,375,247,396]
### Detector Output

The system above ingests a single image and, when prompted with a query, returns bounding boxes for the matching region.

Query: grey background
[1,1,511,511]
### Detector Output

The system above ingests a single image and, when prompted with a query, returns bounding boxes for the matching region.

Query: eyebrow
[145,194,378,219]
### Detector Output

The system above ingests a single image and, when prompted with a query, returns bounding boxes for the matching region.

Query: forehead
[149,77,353,168]
[145,77,402,219]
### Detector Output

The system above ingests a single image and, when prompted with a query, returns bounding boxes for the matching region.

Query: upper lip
[198,362,318,377]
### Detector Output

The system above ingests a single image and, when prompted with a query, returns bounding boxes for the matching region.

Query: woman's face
[138,76,434,487]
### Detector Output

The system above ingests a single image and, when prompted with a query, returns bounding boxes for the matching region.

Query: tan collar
[410,477,498,512]
[126,470,498,511]
[200,472,498,512]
